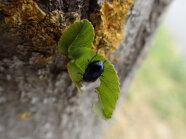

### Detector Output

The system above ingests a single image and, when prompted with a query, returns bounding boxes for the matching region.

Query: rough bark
[0,0,172,139]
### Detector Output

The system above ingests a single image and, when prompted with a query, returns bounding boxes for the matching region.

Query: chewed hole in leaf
[80,79,101,92]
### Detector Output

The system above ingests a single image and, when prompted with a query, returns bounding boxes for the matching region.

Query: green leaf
[58,20,94,56]
[97,63,120,118]
[67,60,83,89]
[69,48,120,119]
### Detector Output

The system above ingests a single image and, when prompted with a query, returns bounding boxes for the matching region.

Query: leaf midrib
[69,22,85,50]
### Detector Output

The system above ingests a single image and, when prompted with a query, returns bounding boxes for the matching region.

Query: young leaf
[58,20,94,57]
[67,60,83,89]
[96,63,120,119]
[69,47,120,119]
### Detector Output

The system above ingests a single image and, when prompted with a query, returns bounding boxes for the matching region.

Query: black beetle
[83,60,104,82]
[81,52,105,82]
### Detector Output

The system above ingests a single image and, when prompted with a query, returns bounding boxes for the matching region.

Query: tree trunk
[0,0,172,139]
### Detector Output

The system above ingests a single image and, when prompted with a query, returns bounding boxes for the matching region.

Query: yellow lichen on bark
[17,111,33,120]
[90,0,134,58]
[0,0,80,51]
[1,0,134,60]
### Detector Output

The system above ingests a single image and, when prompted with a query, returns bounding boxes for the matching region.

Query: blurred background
[103,0,186,138]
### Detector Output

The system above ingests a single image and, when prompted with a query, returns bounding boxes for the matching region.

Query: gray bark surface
[0,0,172,139]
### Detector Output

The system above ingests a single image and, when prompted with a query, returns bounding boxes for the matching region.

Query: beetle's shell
[83,60,104,82]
